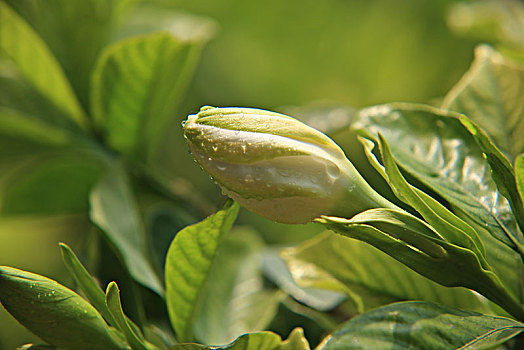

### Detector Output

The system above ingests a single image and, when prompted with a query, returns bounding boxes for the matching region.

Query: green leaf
[165,200,239,342]
[90,162,164,296]
[105,282,153,350]
[317,301,524,350]
[277,328,310,350]
[0,266,126,350]
[353,103,522,254]
[0,151,104,215]
[318,212,524,321]
[91,28,209,160]
[443,45,524,158]
[0,2,87,128]
[283,231,492,314]
[5,0,134,111]
[517,154,524,204]
[170,332,282,350]
[59,243,117,326]
[262,249,346,312]
[459,115,524,246]
[192,227,282,345]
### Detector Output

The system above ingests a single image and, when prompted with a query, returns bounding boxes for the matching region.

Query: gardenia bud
[183,106,396,224]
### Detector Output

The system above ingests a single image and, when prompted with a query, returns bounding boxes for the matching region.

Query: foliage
[2,0,524,349]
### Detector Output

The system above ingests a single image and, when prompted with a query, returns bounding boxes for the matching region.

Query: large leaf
[169,328,309,350]
[165,200,239,342]
[442,45,524,158]
[90,162,163,296]
[192,227,281,345]
[91,25,211,160]
[5,0,133,110]
[317,301,524,350]
[517,154,524,204]
[283,231,491,314]
[353,103,522,252]
[0,266,126,350]
[0,2,86,128]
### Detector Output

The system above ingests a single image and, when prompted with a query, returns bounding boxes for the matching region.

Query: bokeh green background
[0,0,478,348]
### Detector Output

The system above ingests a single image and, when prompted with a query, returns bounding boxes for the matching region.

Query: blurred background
[0,0,505,347]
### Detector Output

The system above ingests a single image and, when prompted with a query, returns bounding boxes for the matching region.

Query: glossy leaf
[283,231,491,314]
[0,2,86,128]
[318,212,524,321]
[443,45,524,158]
[105,282,152,350]
[59,243,116,326]
[359,130,524,301]
[317,301,524,350]
[90,162,164,295]
[353,103,522,252]
[170,332,281,350]
[5,0,133,110]
[192,227,281,345]
[165,200,239,342]
[517,154,524,204]
[0,266,125,350]
[262,249,346,312]
[459,115,524,244]
[277,328,310,350]
[91,28,209,160]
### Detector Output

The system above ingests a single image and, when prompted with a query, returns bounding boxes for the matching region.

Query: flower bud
[0,266,126,350]
[183,106,395,223]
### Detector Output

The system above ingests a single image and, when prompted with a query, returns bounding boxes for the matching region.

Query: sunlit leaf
[105,282,152,350]
[317,301,524,350]
[192,227,281,345]
[165,200,239,342]
[443,45,524,158]
[91,26,211,160]
[0,266,125,350]
[5,0,134,110]
[354,103,522,253]
[90,162,164,295]
[283,231,491,314]
[0,2,87,128]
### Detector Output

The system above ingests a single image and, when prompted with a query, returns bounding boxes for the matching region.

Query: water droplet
[327,163,340,179]
[217,165,227,171]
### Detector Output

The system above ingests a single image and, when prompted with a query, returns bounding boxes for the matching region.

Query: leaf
[90,162,164,296]
[459,115,524,245]
[170,332,281,350]
[5,0,134,110]
[517,154,524,204]
[317,301,524,350]
[192,227,282,345]
[91,26,210,160]
[0,266,125,350]
[353,103,522,254]
[318,212,524,321]
[0,2,87,128]
[283,231,491,314]
[105,282,152,350]
[262,249,347,312]
[165,200,239,342]
[277,328,310,350]
[59,243,117,326]
[0,62,83,143]
[442,45,524,158]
